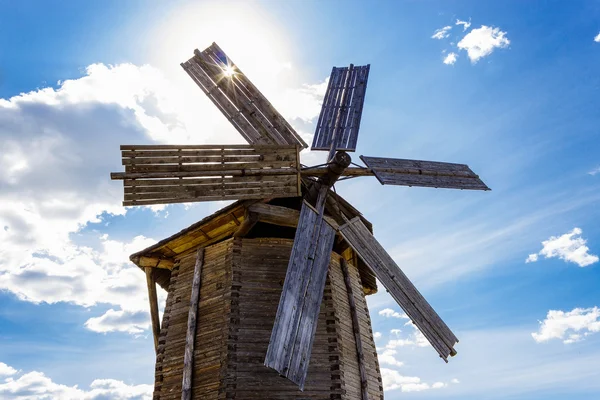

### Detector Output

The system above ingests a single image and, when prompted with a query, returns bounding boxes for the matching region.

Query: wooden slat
[181,60,266,145]
[182,248,204,400]
[360,156,490,190]
[125,160,295,173]
[181,44,307,148]
[339,217,458,362]
[145,267,161,354]
[122,189,297,207]
[124,180,295,194]
[264,202,336,389]
[124,175,296,188]
[340,258,369,400]
[209,43,307,149]
[111,145,301,206]
[311,64,370,152]
[194,50,288,147]
[120,144,297,150]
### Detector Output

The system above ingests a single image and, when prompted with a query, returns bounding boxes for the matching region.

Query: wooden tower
[111,43,489,399]
[130,197,384,399]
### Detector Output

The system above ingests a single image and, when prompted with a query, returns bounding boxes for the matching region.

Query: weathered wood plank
[181,248,204,400]
[339,217,459,361]
[139,256,174,270]
[264,202,336,389]
[340,258,369,400]
[145,267,161,354]
[209,43,308,149]
[360,156,490,190]
[311,64,370,152]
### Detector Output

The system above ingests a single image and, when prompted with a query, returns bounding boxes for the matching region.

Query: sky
[1,0,599,399]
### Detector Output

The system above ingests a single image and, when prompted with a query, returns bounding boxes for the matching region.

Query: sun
[223,64,236,78]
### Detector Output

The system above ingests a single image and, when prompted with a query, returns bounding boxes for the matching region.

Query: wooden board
[264,202,336,389]
[360,156,490,190]
[182,43,307,149]
[339,217,459,362]
[311,65,370,152]
[110,145,301,206]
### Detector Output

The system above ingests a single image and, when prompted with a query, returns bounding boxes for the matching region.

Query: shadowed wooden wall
[152,237,383,399]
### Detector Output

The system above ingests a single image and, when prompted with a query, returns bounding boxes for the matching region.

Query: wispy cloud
[532,307,600,344]
[381,368,455,393]
[594,32,600,43]
[0,361,152,400]
[379,308,409,319]
[456,19,471,31]
[443,52,458,65]
[525,227,598,267]
[457,25,510,63]
[589,166,600,175]
[432,26,452,40]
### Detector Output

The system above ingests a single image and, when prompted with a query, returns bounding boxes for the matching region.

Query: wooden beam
[145,267,160,354]
[181,248,205,400]
[233,211,259,238]
[340,257,369,400]
[138,256,174,270]
[248,203,300,228]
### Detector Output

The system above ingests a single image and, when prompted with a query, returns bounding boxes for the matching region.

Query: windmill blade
[110,144,301,206]
[339,217,458,361]
[312,64,370,152]
[361,156,490,191]
[265,201,336,389]
[181,43,308,149]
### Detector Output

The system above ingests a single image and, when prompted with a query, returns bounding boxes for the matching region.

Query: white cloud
[457,25,510,63]
[0,61,324,334]
[443,52,458,65]
[386,322,429,348]
[378,349,405,367]
[594,32,600,43]
[589,166,600,175]
[532,307,600,344]
[381,368,450,392]
[0,363,18,377]
[379,308,408,319]
[525,253,539,263]
[373,331,382,339]
[0,362,152,400]
[451,378,460,384]
[456,19,471,31]
[526,228,598,267]
[432,26,452,40]
[85,309,151,334]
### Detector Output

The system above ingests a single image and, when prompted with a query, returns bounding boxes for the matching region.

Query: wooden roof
[130,193,377,294]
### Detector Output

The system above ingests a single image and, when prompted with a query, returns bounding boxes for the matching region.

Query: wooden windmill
[111,42,489,399]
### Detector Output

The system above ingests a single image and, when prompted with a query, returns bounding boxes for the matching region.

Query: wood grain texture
[312,65,370,152]
[181,43,307,148]
[340,258,369,400]
[181,248,204,400]
[146,267,161,354]
[264,202,336,389]
[110,145,300,206]
[339,217,459,362]
[360,156,490,191]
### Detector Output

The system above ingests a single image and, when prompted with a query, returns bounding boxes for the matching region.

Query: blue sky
[1,0,599,398]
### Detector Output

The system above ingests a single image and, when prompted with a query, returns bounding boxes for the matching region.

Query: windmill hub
[110,42,490,400]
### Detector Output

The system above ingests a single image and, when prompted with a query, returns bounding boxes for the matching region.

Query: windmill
[111,42,489,398]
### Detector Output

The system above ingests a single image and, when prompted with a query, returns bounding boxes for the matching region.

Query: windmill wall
[152,237,383,400]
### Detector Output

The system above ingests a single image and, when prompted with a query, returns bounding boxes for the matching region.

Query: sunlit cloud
[532,307,600,344]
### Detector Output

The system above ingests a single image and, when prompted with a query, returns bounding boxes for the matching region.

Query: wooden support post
[181,248,205,400]
[233,210,259,238]
[145,267,160,354]
[340,257,369,400]
[305,151,352,210]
